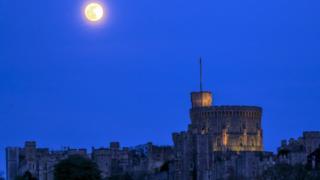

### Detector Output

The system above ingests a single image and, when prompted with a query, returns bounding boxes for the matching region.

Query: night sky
[1,0,320,174]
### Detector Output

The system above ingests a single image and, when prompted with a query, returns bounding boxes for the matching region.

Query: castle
[170,90,265,180]
[5,64,320,180]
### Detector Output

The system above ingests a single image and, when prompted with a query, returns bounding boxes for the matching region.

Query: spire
[200,57,203,92]
[191,58,213,108]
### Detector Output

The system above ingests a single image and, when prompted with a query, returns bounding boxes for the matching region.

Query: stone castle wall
[6,141,173,180]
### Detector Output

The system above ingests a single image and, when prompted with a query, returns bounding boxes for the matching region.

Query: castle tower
[172,59,264,179]
[188,59,263,151]
[6,147,19,180]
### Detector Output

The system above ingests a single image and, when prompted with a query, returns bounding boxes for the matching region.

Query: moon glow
[85,3,104,22]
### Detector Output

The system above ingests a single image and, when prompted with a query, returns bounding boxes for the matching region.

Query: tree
[259,163,310,180]
[307,147,320,170]
[159,161,170,172]
[15,171,37,180]
[107,173,133,180]
[54,155,101,180]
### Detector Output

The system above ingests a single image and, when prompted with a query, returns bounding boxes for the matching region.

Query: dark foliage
[159,161,170,172]
[277,149,290,157]
[259,163,320,180]
[54,155,101,180]
[307,147,320,170]
[15,171,37,180]
[106,173,133,180]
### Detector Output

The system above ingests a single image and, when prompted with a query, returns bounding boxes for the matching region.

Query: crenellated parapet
[6,141,175,180]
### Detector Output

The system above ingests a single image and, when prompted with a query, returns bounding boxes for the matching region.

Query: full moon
[84,3,104,22]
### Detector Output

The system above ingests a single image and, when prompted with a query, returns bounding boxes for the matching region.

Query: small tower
[191,92,212,108]
[191,58,213,108]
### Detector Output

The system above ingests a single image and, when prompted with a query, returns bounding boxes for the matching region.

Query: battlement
[192,105,262,111]
[110,142,120,150]
[278,131,320,155]
[6,141,175,180]
[24,141,36,149]
[303,131,320,138]
[190,105,262,118]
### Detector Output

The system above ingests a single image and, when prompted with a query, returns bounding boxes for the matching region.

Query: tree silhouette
[258,163,320,180]
[107,173,133,180]
[15,171,37,180]
[54,155,101,180]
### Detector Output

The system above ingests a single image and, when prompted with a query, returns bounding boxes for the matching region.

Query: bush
[54,155,101,180]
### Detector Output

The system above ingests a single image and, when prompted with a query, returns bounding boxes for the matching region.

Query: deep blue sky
[1,0,320,174]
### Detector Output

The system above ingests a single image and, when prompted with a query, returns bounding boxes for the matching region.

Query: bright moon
[85,3,104,22]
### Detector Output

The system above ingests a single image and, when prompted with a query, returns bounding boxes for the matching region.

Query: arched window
[251,139,255,146]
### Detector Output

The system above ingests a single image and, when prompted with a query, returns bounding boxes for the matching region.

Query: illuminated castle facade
[186,91,262,152]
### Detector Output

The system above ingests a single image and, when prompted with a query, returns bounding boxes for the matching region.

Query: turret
[191,91,213,108]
